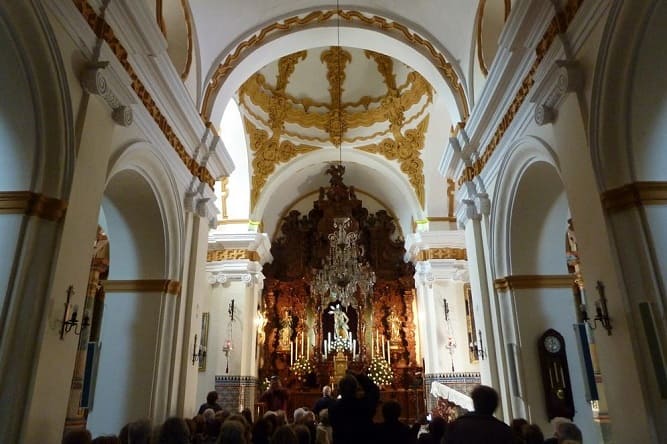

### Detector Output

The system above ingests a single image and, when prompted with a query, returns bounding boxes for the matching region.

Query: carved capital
[533,60,583,126]
[80,63,133,127]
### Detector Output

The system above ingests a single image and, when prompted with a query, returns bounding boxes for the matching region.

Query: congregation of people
[62,373,583,444]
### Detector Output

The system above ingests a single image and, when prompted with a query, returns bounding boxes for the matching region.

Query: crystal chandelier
[311,217,375,308]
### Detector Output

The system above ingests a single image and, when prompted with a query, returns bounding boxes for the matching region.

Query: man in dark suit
[313,385,335,417]
[445,385,513,444]
[328,371,380,444]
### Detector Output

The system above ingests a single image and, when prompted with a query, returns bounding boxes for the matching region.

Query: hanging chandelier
[311,217,375,308]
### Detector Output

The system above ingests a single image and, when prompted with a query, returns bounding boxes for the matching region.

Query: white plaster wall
[514,288,597,444]
[509,162,569,275]
[87,292,163,436]
[630,2,667,182]
[432,280,478,373]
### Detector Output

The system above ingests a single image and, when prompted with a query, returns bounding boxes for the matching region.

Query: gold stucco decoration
[358,116,429,207]
[245,118,319,208]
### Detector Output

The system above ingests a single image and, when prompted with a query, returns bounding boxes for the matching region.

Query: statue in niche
[387,311,402,341]
[566,218,580,274]
[329,304,349,339]
[279,309,292,349]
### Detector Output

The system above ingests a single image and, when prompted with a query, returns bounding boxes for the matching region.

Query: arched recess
[589,2,667,440]
[490,138,597,441]
[0,1,74,440]
[202,20,469,128]
[86,144,183,435]
[252,149,424,240]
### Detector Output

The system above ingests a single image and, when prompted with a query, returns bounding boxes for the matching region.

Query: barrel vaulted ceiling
[159,0,511,237]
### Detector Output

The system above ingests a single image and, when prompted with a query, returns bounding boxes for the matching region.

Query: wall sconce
[192,334,207,366]
[580,280,613,335]
[443,298,450,321]
[60,285,90,339]
[469,329,486,360]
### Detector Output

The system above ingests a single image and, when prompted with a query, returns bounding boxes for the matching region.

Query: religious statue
[279,310,292,349]
[329,304,349,339]
[566,218,580,274]
[387,311,402,341]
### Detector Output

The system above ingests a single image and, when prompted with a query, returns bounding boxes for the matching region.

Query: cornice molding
[601,182,667,211]
[494,274,574,292]
[0,191,68,221]
[69,0,219,188]
[207,249,260,263]
[404,230,466,262]
[102,279,181,295]
[456,0,583,186]
[208,232,273,264]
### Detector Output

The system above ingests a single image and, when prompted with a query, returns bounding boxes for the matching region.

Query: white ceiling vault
[175,1,508,238]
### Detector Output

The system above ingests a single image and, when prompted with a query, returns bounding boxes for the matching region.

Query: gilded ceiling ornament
[358,116,429,207]
[276,50,307,92]
[238,69,432,136]
[365,50,396,90]
[244,118,319,208]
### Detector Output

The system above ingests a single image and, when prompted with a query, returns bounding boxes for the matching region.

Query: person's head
[251,417,273,444]
[318,409,330,427]
[119,419,152,444]
[91,437,120,444]
[271,424,297,444]
[158,417,190,444]
[338,374,359,399]
[471,385,499,415]
[241,407,253,426]
[523,423,544,444]
[207,390,219,405]
[292,407,307,424]
[292,424,310,444]
[63,429,92,444]
[511,418,528,437]
[556,422,582,443]
[270,375,281,389]
[381,400,402,422]
[217,419,246,444]
[428,416,446,441]
[322,385,332,397]
[550,417,571,436]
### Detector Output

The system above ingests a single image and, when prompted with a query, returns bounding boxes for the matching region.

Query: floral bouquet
[331,336,350,353]
[291,356,314,377]
[366,356,393,386]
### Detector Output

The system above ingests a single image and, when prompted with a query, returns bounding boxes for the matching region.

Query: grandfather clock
[537,329,575,420]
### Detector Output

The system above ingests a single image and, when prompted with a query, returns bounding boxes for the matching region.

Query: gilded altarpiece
[259,166,421,397]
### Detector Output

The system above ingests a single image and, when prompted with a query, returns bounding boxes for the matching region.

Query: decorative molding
[417,248,468,261]
[494,274,574,292]
[0,191,67,221]
[102,279,181,295]
[207,249,261,262]
[601,182,667,211]
[200,8,469,122]
[458,0,584,185]
[532,60,584,126]
[70,0,215,188]
[81,62,133,126]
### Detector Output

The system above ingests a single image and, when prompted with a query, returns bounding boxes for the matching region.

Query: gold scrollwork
[417,248,468,261]
[207,249,261,262]
[357,117,429,207]
[244,118,319,208]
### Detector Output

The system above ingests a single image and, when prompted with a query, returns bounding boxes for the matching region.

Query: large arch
[87,145,184,435]
[489,137,599,442]
[589,1,667,441]
[202,18,469,128]
[0,1,74,441]
[252,148,425,239]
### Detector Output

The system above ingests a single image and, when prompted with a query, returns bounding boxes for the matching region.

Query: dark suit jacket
[446,412,513,444]
[328,374,380,444]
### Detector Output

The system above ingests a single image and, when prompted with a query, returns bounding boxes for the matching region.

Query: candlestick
[290,341,294,365]
[387,340,391,364]
[307,335,310,359]
[381,337,385,358]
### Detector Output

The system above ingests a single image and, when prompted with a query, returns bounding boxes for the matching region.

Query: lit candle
[382,337,385,358]
[376,329,380,352]
[290,341,294,365]
[307,335,310,359]
[387,340,391,364]
[352,339,357,359]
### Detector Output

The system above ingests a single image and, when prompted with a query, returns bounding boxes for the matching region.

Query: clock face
[544,335,562,353]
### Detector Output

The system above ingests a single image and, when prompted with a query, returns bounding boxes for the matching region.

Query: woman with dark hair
[157,417,191,444]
